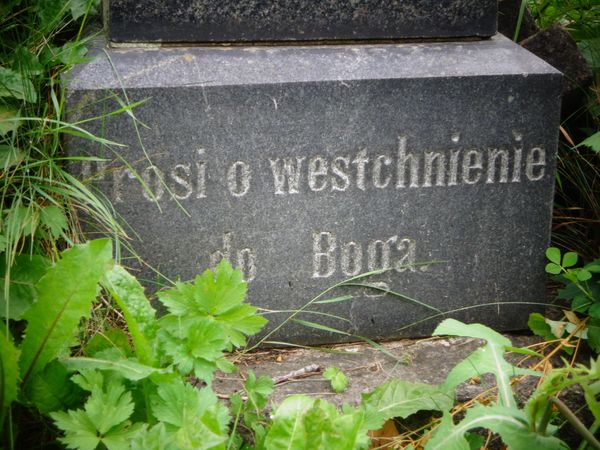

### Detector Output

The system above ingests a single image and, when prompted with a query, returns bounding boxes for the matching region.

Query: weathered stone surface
[106,0,497,43]
[66,35,561,344]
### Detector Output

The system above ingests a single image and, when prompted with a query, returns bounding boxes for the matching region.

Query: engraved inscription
[312,231,418,279]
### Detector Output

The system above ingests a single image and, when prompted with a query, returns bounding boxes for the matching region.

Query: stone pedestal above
[106,0,497,43]
[66,35,561,344]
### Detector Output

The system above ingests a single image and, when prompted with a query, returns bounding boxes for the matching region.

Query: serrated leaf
[245,371,273,412]
[0,329,20,409]
[0,67,36,102]
[545,263,562,275]
[425,405,567,450]
[19,239,113,384]
[151,380,216,427]
[39,205,68,239]
[51,375,141,450]
[434,319,535,408]
[158,260,266,348]
[103,265,156,364]
[361,379,452,431]
[562,252,578,268]
[0,254,50,320]
[576,131,600,153]
[59,41,89,65]
[546,247,561,265]
[130,423,178,450]
[324,366,349,393]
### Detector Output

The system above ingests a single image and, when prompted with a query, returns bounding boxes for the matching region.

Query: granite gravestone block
[66,35,561,344]
[106,0,497,43]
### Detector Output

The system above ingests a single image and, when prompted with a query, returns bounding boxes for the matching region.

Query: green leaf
[62,354,167,381]
[58,41,89,66]
[434,319,534,408]
[586,263,600,273]
[265,396,370,450]
[0,144,24,169]
[19,239,113,384]
[0,67,37,102]
[36,0,68,30]
[588,303,600,321]
[39,205,68,239]
[103,265,157,365]
[158,260,266,348]
[545,263,562,275]
[0,254,50,320]
[528,313,555,341]
[546,247,562,265]
[24,360,83,414]
[159,317,227,382]
[324,366,349,393]
[577,269,592,281]
[576,131,600,153]
[51,375,142,450]
[587,321,600,353]
[425,405,568,450]
[84,327,132,357]
[131,423,178,450]
[572,294,592,313]
[70,0,89,20]
[562,252,578,268]
[244,371,273,412]
[361,379,452,431]
[0,107,21,135]
[0,329,20,410]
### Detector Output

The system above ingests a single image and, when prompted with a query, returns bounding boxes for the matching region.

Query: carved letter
[341,241,362,276]
[227,161,251,197]
[396,135,420,188]
[170,164,193,200]
[511,147,523,183]
[331,156,351,192]
[210,232,232,268]
[352,150,369,191]
[395,238,417,272]
[373,155,392,189]
[269,157,305,194]
[237,248,257,282]
[367,236,397,271]
[462,150,483,185]
[142,165,165,201]
[312,232,336,278]
[308,156,328,192]
[486,149,510,183]
[526,147,546,181]
[448,150,460,186]
[423,151,446,187]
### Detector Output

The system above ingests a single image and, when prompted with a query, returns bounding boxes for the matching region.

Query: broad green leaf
[425,405,568,450]
[70,0,89,20]
[0,107,21,135]
[0,329,20,409]
[434,319,534,408]
[528,313,555,341]
[545,263,562,275]
[361,379,452,431]
[19,239,113,384]
[62,355,167,381]
[0,254,50,320]
[572,294,592,313]
[264,396,315,449]
[577,269,592,281]
[589,303,600,320]
[58,41,89,66]
[0,67,36,102]
[562,252,578,268]
[586,263,600,273]
[39,205,68,239]
[587,320,600,353]
[103,265,156,364]
[36,0,67,30]
[265,396,369,450]
[546,247,561,265]
[324,366,349,393]
[25,360,83,413]
[0,144,24,168]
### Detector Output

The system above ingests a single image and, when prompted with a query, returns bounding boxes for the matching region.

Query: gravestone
[107,0,498,43]
[66,4,562,345]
